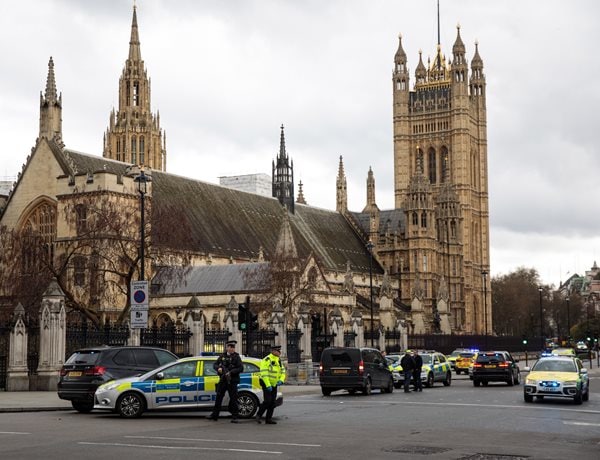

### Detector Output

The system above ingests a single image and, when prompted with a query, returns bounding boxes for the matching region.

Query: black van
[319,347,394,396]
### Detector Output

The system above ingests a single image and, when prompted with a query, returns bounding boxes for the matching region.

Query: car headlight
[525,379,537,385]
[98,381,120,391]
[563,380,577,386]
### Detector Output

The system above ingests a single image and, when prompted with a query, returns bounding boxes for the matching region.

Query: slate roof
[64,150,382,275]
[350,209,406,237]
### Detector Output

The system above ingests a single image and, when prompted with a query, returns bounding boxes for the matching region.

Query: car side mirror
[580,368,588,374]
[523,366,531,372]
[156,372,165,380]
[514,359,519,363]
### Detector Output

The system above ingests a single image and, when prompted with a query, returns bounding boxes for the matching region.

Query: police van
[94,356,281,418]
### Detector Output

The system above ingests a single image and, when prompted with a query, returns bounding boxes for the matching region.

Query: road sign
[131,308,148,328]
[131,280,149,309]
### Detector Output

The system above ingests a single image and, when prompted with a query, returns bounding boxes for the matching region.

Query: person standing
[208,340,243,423]
[400,350,415,393]
[256,345,286,424]
[412,350,423,392]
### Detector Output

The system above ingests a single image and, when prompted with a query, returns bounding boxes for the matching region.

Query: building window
[75,204,87,235]
[131,136,137,164]
[74,256,86,287]
[421,212,427,228]
[133,82,139,106]
[21,202,57,274]
[412,212,418,226]
[139,136,145,165]
[428,147,436,184]
[423,255,428,272]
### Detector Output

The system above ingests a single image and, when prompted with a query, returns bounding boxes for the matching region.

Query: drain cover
[457,454,530,460]
[384,446,451,455]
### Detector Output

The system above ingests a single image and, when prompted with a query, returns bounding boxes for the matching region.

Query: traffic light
[238,303,247,331]
[249,312,259,331]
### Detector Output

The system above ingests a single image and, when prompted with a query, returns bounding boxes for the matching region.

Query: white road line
[0,431,31,435]
[78,441,282,454]
[125,435,320,447]
[563,421,600,427]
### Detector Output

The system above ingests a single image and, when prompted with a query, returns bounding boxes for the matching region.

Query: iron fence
[140,324,192,358]
[344,331,357,347]
[286,329,303,363]
[0,323,9,390]
[65,321,129,359]
[384,328,402,353]
[243,329,278,359]
[203,329,232,355]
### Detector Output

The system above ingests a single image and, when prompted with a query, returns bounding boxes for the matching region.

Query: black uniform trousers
[412,368,423,391]
[210,378,239,419]
[256,380,278,421]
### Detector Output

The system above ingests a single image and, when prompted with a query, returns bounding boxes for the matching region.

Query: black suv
[472,351,520,387]
[319,347,394,396]
[58,346,178,412]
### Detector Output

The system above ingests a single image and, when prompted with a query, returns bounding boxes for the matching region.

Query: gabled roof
[64,150,382,275]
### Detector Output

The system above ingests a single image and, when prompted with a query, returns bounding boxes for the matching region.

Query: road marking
[563,421,600,427]
[78,441,282,454]
[125,435,320,447]
[0,431,31,435]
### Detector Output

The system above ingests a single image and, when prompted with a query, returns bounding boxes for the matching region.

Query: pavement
[0,384,322,413]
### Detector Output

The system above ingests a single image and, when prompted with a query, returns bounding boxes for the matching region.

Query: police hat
[271,345,282,351]
[226,340,237,347]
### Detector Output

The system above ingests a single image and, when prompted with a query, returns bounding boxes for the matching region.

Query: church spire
[39,56,63,147]
[272,125,295,213]
[336,155,348,213]
[296,180,307,205]
[103,5,166,171]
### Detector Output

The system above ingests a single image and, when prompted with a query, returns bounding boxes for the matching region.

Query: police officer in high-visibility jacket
[255,344,286,424]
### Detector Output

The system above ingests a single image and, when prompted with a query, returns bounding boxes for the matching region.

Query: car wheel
[524,393,533,403]
[473,379,480,387]
[116,392,145,418]
[426,373,434,388]
[321,387,332,396]
[573,391,583,405]
[71,400,94,413]
[514,372,521,385]
[386,377,394,393]
[237,392,259,418]
[507,375,514,386]
[582,386,589,402]
[362,378,372,395]
[443,372,451,387]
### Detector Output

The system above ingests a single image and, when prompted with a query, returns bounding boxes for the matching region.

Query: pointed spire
[415,50,426,83]
[452,24,465,54]
[128,4,141,61]
[279,124,287,159]
[44,57,58,103]
[296,180,307,204]
[471,41,483,68]
[275,211,298,259]
[336,155,348,213]
[394,33,407,62]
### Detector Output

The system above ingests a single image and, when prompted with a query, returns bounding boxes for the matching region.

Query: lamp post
[538,287,544,351]
[366,240,375,347]
[481,270,488,348]
[566,296,570,342]
[134,169,150,281]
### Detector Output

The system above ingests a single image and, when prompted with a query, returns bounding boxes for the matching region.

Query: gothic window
[421,212,427,228]
[73,256,86,287]
[416,148,424,173]
[308,266,318,288]
[450,220,457,239]
[131,136,137,164]
[423,255,428,272]
[116,138,121,162]
[20,201,57,274]
[133,82,139,106]
[139,136,145,165]
[75,204,87,235]
[412,212,418,226]
[441,146,449,182]
[126,84,130,107]
[428,147,436,184]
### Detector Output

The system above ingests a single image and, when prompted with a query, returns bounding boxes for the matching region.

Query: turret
[39,57,63,147]
[336,155,347,212]
[469,41,485,98]
[272,125,295,214]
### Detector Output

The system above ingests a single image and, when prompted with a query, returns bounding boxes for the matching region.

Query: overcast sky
[1,0,598,287]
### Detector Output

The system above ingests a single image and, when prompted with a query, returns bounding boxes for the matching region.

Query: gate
[243,329,278,359]
[286,329,302,363]
[66,320,129,359]
[140,324,192,357]
[384,328,402,353]
[363,329,380,348]
[344,331,357,347]
[203,329,231,355]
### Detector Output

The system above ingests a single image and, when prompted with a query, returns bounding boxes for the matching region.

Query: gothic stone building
[0,7,490,347]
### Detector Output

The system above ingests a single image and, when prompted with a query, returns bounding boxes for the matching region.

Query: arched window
[139,136,145,165]
[20,201,57,274]
[412,212,418,226]
[421,212,427,228]
[73,256,86,287]
[441,146,449,182]
[131,136,137,164]
[308,266,318,287]
[428,147,437,184]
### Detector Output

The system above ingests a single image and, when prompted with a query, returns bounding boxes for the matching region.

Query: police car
[389,351,452,388]
[94,356,281,418]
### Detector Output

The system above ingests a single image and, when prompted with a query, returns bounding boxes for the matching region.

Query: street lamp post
[538,287,544,351]
[367,240,375,347]
[134,169,150,281]
[481,270,488,348]
[566,296,570,342]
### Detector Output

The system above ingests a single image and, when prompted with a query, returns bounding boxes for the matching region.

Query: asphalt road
[1,374,599,460]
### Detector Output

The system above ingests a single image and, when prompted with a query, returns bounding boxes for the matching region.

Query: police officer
[208,340,243,422]
[400,349,415,393]
[255,344,286,424]
[412,350,423,392]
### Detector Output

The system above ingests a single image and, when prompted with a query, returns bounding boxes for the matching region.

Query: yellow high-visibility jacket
[259,353,286,387]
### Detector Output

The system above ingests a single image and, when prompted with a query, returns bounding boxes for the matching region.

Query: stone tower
[272,125,295,213]
[103,5,166,171]
[39,57,64,148]
[389,25,490,334]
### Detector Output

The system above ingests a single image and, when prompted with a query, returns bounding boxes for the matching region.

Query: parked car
[455,351,478,375]
[419,351,452,387]
[446,348,471,370]
[472,351,520,387]
[58,346,178,412]
[523,356,589,404]
[319,347,394,396]
[94,356,277,418]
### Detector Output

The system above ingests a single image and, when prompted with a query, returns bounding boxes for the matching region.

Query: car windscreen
[65,350,102,365]
[459,353,475,358]
[533,360,577,373]
[476,353,505,363]
[420,355,433,364]
[321,350,359,366]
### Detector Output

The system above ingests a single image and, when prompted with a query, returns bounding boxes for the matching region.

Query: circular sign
[133,290,146,304]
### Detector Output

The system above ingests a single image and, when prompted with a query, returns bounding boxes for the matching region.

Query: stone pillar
[7,303,29,391]
[351,309,364,348]
[298,304,312,361]
[225,296,241,346]
[329,307,344,347]
[270,301,286,355]
[185,308,205,356]
[378,325,386,352]
[36,279,66,391]
[397,319,409,351]
[128,325,141,347]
